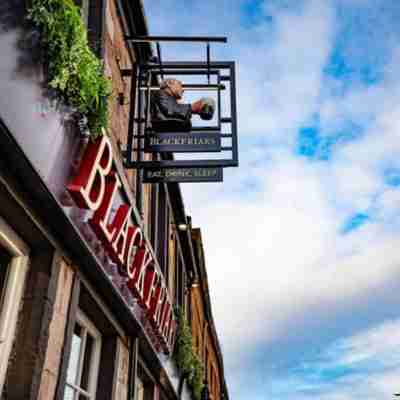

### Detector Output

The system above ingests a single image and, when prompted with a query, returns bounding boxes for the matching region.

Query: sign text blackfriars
[145,132,221,153]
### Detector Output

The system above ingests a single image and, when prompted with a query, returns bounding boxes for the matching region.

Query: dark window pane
[0,247,11,312]
[75,323,82,337]
[80,333,94,390]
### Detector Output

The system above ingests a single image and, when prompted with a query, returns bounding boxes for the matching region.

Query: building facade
[190,229,229,400]
[0,1,229,400]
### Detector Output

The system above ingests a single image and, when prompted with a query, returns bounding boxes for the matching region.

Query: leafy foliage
[28,0,111,138]
[187,354,205,400]
[175,308,205,400]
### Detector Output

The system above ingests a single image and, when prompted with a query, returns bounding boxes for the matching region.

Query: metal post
[139,84,225,91]
[125,35,227,43]
[229,62,239,167]
[156,42,164,80]
[206,43,211,84]
[135,67,144,213]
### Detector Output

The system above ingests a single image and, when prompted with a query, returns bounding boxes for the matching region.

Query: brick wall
[103,0,138,193]
[37,258,75,400]
[190,287,223,400]
[104,0,132,146]
[112,338,130,399]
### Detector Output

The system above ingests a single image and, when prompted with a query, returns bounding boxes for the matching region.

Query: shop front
[0,1,192,399]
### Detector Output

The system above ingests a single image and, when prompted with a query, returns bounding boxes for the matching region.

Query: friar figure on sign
[151,78,215,133]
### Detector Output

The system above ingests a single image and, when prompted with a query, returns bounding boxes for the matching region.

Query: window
[175,250,187,312]
[64,310,102,400]
[0,217,29,396]
[0,247,11,310]
[168,225,176,297]
[73,0,104,56]
[156,185,169,274]
[75,0,90,26]
[135,376,144,400]
[135,360,156,400]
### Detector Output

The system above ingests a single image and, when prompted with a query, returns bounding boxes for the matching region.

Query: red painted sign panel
[67,136,176,354]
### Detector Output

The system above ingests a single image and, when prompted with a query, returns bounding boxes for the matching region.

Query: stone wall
[103,0,138,194]
[37,258,75,400]
[190,287,222,400]
[112,338,130,399]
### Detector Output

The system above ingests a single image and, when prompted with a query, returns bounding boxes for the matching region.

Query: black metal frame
[124,61,238,169]
[121,34,238,170]
[125,35,227,43]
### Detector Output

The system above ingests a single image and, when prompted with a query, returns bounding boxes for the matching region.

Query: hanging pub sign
[124,61,239,176]
[144,132,221,153]
[66,136,176,354]
[143,167,223,183]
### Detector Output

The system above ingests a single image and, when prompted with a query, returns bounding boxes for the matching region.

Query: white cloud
[144,0,335,139]
[297,319,400,400]
[321,46,400,216]
[253,319,400,399]
[236,0,335,140]
[185,151,400,359]
[143,0,400,398]
[337,319,400,366]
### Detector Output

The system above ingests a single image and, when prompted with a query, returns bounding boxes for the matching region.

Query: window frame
[0,216,30,395]
[73,0,106,57]
[135,375,145,400]
[156,184,169,274]
[0,247,11,318]
[64,309,102,400]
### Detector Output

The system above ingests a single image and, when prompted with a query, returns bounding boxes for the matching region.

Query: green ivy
[188,354,205,400]
[28,0,111,138]
[174,309,205,400]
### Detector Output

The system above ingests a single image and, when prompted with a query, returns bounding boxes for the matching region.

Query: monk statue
[151,78,215,132]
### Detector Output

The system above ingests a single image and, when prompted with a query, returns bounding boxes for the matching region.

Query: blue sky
[143,1,400,399]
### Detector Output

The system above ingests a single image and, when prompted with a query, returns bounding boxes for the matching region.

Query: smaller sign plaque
[145,132,221,153]
[143,167,223,183]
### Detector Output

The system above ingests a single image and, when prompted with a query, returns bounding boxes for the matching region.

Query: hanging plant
[187,354,205,400]
[174,308,205,400]
[28,0,111,139]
